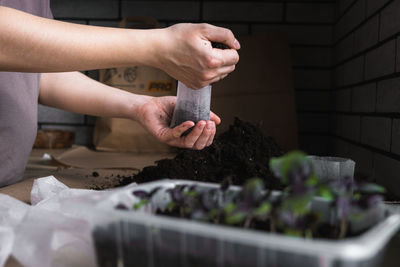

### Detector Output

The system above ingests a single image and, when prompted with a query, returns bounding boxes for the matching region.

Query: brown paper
[52,146,174,170]
[0,147,175,203]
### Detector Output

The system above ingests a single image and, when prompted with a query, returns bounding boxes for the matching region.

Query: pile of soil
[120,118,284,189]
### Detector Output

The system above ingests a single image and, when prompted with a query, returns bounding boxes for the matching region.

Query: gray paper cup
[307,156,355,183]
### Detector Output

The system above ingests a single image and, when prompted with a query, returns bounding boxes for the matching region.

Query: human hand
[155,23,240,89]
[135,96,221,150]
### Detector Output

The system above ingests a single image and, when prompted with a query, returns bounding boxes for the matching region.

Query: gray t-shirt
[0,0,53,186]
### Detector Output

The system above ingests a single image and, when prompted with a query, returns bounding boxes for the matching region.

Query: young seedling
[124,151,386,240]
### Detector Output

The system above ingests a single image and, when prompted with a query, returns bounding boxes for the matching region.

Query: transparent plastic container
[89,180,400,267]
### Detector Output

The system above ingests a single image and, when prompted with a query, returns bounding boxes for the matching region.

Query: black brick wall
[332,0,400,195]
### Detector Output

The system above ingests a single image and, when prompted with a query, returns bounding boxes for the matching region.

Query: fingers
[205,121,216,147]
[193,121,213,150]
[202,24,241,50]
[171,121,195,138]
[212,49,239,67]
[183,121,207,148]
[208,73,228,85]
[210,112,221,125]
[176,120,217,150]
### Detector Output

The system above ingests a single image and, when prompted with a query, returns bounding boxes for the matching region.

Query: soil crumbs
[119,118,284,189]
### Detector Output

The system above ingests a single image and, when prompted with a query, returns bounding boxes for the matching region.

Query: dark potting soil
[170,101,210,129]
[120,118,284,189]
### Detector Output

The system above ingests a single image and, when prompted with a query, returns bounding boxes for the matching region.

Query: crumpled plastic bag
[0,175,137,267]
[30,175,69,205]
[0,227,13,267]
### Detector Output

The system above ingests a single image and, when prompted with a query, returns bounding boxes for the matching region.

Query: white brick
[51,0,119,19]
[354,15,379,53]
[377,77,400,113]
[203,2,283,22]
[361,116,392,151]
[252,24,332,45]
[352,83,376,112]
[380,0,400,40]
[287,3,334,23]
[365,40,396,80]
[38,105,84,124]
[121,1,200,21]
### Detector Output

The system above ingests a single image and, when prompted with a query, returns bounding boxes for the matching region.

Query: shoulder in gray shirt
[0,0,53,186]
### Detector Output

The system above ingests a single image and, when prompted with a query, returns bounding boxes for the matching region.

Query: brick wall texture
[332,0,400,196]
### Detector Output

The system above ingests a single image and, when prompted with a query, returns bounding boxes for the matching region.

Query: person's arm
[39,71,220,149]
[0,6,239,89]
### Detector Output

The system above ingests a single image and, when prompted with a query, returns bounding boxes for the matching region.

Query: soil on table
[119,118,285,189]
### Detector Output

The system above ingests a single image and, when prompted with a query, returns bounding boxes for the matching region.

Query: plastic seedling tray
[90,180,400,267]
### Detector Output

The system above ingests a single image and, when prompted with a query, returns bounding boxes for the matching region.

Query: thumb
[202,24,240,50]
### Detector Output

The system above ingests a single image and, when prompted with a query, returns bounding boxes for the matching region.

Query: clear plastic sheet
[0,176,136,267]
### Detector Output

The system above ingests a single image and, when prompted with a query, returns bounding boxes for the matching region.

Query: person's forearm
[0,6,162,72]
[39,72,150,120]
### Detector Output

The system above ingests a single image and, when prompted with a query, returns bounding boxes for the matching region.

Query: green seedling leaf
[183,190,197,197]
[225,212,246,225]
[281,193,313,215]
[166,201,176,212]
[284,228,302,237]
[349,210,366,222]
[224,202,236,215]
[184,206,193,214]
[254,202,271,216]
[133,199,149,210]
[353,193,361,200]
[243,178,264,193]
[306,174,319,187]
[317,185,334,201]
[269,151,310,185]
[207,208,220,221]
